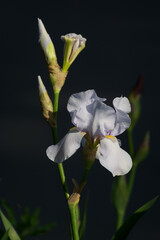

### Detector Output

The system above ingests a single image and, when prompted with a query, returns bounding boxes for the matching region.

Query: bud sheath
[38,76,56,127]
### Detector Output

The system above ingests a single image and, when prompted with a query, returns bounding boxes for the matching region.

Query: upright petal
[97,137,132,176]
[110,110,131,136]
[46,128,85,163]
[67,89,106,114]
[91,101,116,138]
[111,96,131,136]
[113,96,131,113]
[67,90,106,134]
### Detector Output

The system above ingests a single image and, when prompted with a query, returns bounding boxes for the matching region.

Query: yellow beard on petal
[105,135,117,143]
[70,126,77,131]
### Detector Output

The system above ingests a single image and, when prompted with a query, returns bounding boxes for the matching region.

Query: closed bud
[134,131,150,166]
[130,75,144,98]
[38,18,57,65]
[38,76,56,128]
[61,33,86,71]
[111,176,128,217]
[129,75,144,129]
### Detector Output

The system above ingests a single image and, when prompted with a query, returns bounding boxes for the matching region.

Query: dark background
[1,0,160,239]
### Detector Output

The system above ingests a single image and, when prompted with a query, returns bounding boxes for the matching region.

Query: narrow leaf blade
[112,196,159,240]
[0,200,17,226]
[0,209,21,240]
[1,230,9,240]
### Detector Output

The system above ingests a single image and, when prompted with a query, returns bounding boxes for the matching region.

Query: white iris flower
[46,90,132,176]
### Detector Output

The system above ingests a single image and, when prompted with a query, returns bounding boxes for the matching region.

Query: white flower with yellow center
[46,90,132,176]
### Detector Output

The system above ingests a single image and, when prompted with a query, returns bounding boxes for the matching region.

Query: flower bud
[38,76,56,128]
[134,131,150,166]
[111,176,128,220]
[38,18,57,65]
[129,75,144,130]
[61,33,86,71]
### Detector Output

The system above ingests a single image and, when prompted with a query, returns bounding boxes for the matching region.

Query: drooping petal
[111,97,131,136]
[113,96,131,113]
[97,137,132,176]
[46,128,85,163]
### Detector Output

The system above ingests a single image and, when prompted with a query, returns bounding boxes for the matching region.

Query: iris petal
[67,89,106,115]
[111,96,131,136]
[46,128,85,163]
[67,90,116,137]
[97,137,132,176]
[91,101,116,138]
[113,96,131,113]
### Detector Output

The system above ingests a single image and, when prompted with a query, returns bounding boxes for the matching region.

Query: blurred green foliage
[0,200,56,240]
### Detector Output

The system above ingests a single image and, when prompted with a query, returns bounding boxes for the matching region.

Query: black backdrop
[1,0,160,239]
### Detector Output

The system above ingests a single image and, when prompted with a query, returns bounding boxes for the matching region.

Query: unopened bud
[38,76,56,127]
[129,75,144,129]
[131,75,144,98]
[61,33,86,71]
[38,18,57,65]
[134,131,150,166]
[111,176,128,215]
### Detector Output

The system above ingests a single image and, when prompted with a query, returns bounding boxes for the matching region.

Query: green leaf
[29,222,56,236]
[20,207,30,224]
[0,200,17,226]
[29,208,40,227]
[134,132,150,167]
[1,229,9,240]
[79,194,89,240]
[112,196,159,240]
[16,207,56,238]
[0,209,21,240]
[0,230,5,239]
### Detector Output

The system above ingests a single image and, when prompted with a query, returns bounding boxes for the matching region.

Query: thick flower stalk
[46,90,132,176]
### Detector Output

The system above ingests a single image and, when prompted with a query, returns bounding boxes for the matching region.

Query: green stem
[114,128,135,229]
[116,210,125,230]
[127,129,134,158]
[127,165,136,199]
[127,128,136,199]
[81,169,89,185]
[68,204,80,240]
[52,91,69,200]
[52,88,80,240]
